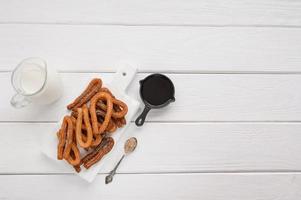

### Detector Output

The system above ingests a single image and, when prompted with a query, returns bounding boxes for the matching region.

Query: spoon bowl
[124,137,138,154]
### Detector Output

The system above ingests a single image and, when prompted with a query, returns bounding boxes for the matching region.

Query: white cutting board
[41,64,140,182]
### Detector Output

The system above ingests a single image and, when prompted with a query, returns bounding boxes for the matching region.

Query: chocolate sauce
[141,74,174,106]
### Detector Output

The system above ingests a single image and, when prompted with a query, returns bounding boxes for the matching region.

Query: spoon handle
[105,154,125,184]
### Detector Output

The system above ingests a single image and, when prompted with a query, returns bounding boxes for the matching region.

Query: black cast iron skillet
[135,73,175,126]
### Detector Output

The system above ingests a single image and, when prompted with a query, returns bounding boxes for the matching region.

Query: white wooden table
[1,0,301,199]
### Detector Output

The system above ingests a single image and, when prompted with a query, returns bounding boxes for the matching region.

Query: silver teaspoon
[105,137,138,184]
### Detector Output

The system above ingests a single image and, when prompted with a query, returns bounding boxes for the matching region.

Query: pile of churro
[56,78,128,172]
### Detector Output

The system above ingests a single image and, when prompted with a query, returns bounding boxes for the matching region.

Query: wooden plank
[0,123,300,173]
[0,173,300,199]
[1,25,301,72]
[2,72,301,122]
[0,0,301,26]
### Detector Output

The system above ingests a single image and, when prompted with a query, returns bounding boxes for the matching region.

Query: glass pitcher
[11,57,63,108]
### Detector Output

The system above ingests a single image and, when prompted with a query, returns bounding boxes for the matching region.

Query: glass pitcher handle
[10,93,31,108]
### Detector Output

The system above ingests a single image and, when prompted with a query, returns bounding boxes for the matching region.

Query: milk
[28,67,62,105]
[11,58,62,107]
[20,63,45,94]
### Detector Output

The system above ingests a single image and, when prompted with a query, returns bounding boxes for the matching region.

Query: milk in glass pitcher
[10,58,62,108]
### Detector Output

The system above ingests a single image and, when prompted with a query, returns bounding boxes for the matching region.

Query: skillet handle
[135,106,151,126]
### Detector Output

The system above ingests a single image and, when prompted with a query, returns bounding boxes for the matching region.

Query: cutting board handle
[110,63,137,92]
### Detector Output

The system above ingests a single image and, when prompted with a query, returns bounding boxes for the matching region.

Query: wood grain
[0,173,300,199]
[2,72,301,122]
[0,122,300,173]
[0,25,301,72]
[0,0,301,26]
